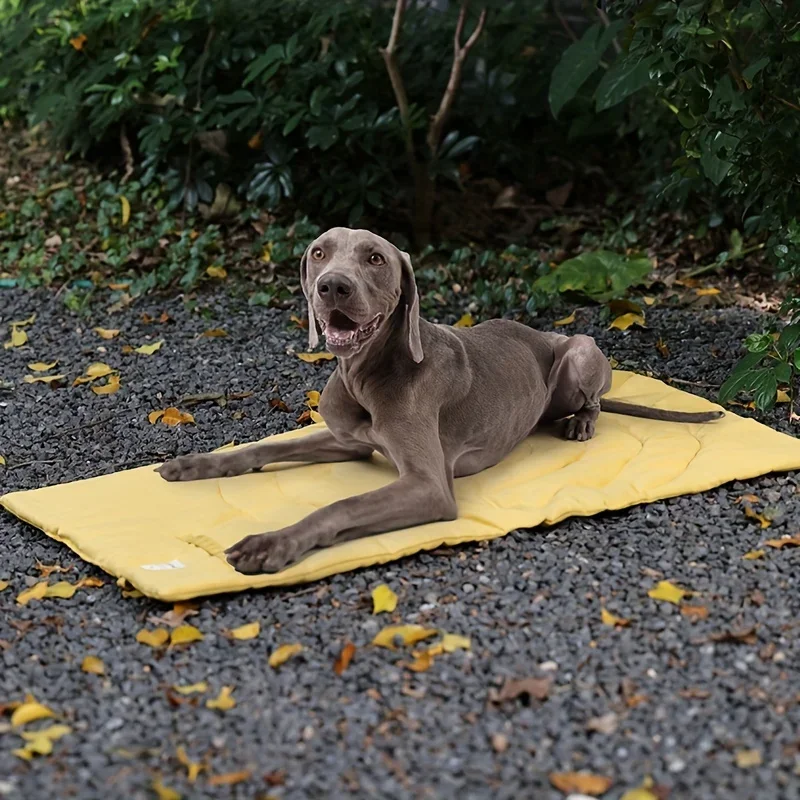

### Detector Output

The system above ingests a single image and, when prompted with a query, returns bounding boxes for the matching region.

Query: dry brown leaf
[546,180,573,208]
[372,625,437,650]
[206,686,236,711]
[297,351,335,363]
[147,601,198,628]
[553,312,576,327]
[490,676,552,704]
[269,643,303,668]
[269,397,291,412]
[334,642,356,676]
[135,340,163,355]
[735,749,762,768]
[695,287,721,296]
[405,650,434,672]
[202,328,228,337]
[208,770,252,786]
[93,327,120,339]
[709,625,758,645]
[81,655,105,675]
[248,129,263,150]
[290,314,307,329]
[229,621,260,641]
[656,337,670,358]
[680,604,709,620]
[136,628,169,648]
[170,625,204,646]
[454,313,474,328]
[371,584,398,614]
[69,33,87,50]
[679,687,711,700]
[601,608,630,627]
[549,771,613,796]
[27,361,58,372]
[608,312,646,331]
[92,373,121,395]
[764,534,800,549]
[735,493,760,504]
[586,712,619,735]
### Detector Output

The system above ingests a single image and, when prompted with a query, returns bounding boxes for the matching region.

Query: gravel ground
[1,287,799,800]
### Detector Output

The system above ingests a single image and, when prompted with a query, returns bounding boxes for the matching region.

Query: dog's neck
[335,303,417,390]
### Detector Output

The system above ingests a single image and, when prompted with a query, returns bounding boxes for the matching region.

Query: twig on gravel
[54,413,115,439]
[8,459,61,470]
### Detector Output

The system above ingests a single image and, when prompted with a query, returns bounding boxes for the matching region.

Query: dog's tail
[599,399,724,424]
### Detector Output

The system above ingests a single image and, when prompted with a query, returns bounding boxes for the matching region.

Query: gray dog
[158,227,722,574]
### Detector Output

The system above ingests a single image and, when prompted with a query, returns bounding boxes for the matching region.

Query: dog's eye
[368,253,385,266]
[311,247,325,261]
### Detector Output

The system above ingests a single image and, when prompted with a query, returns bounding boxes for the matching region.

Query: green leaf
[744,333,772,353]
[718,351,764,405]
[775,361,792,384]
[777,323,800,356]
[549,24,612,119]
[742,56,770,84]
[794,347,800,372]
[752,368,778,411]
[595,54,658,111]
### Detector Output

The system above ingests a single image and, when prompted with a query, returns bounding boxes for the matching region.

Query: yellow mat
[3,371,800,602]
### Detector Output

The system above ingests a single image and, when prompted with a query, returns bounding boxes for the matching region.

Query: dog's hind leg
[545,335,612,442]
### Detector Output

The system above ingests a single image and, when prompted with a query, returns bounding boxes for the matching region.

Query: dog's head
[299,227,422,362]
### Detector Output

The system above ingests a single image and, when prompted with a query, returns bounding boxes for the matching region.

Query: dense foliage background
[1,0,798,408]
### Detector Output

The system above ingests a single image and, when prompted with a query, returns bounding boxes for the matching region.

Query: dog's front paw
[157,453,219,482]
[225,532,299,574]
[564,414,596,442]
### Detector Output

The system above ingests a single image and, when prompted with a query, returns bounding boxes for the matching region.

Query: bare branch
[426,2,487,156]
[380,0,414,157]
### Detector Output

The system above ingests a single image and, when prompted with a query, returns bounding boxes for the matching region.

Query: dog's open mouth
[322,310,382,351]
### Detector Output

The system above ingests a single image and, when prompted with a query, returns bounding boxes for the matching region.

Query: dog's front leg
[225,431,456,574]
[157,429,372,482]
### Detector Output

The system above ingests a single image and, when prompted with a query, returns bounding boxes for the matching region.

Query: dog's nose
[317,273,353,299]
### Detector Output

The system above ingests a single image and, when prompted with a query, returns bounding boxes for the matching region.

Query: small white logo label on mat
[140,559,186,571]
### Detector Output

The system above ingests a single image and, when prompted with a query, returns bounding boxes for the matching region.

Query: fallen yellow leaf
[11,700,55,727]
[93,327,120,339]
[120,195,130,226]
[27,361,58,372]
[136,628,169,648]
[269,643,303,668]
[152,779,181,800]
[14,723,71,760]
[297,351,335,363]
[454,313,474,328]
[0,455,5,467]
[149,407,195,426]
[69,33,87,50]
[229,621,260,641]
[438,632,471,653]
[620,776,660,800]
[81,655,105,675]
[549,771,613,796]
[23,374,66,384]
[648,580,690,605]
[173,681,209,695]
[208,769,252,786]
[695,287,721,296]
[601,608,630,627]
[742,549,765,560]
[170,625,204,645]
[642,296,655,306]
[11,313,36,326]
[608,312,646,331]
[735,749,762,768]
[44,581,78,599]
[777,389,791,403]
[405,650,434,672]
[135,340,163,355]
[206,686,236,711]
[764,534,800,549]
[744,505,771,529]
[176,745,204,783]
[0,580,8,591]
[310,409,324,423]
[4,325,28,349]
[73,362,114,385]
[371,584,398,614]
[206,265,227,279]
[16,581,48,606]
[92,373,121,395]
[306,390,321,408]
[553,312,576,327]
[372,625,438,650]
[202,328,228,338]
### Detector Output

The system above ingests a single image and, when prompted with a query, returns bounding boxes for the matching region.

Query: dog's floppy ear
[399,249,423,363]
[299,244,319,349]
